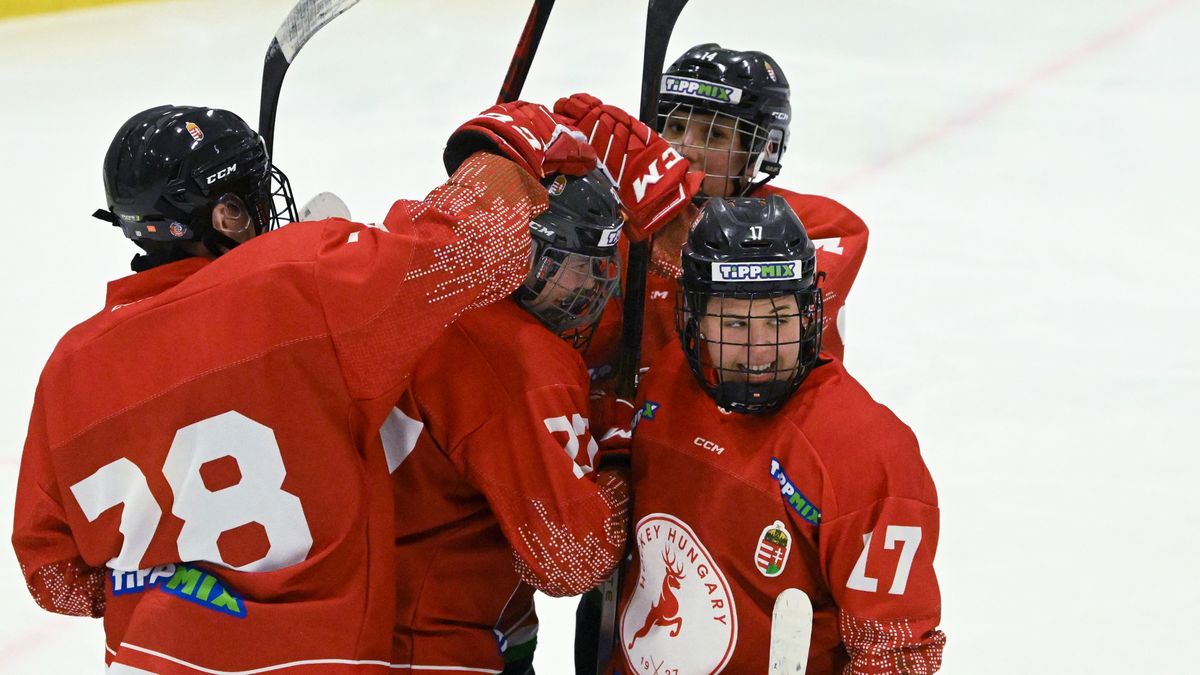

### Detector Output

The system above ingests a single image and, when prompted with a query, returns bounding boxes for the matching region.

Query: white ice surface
[1,0,1197,672]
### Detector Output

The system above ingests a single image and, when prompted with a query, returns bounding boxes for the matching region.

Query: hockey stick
[592,3,690,671]
[497,0,556,103]
[259,0,361,158]
[769,588,814,674]
[613,0,688,401]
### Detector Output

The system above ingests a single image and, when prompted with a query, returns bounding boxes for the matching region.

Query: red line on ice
[833,0,1187,192]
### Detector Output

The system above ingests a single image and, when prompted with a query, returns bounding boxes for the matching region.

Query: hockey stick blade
[260,0,361,157]
[297,191,351,221]
[497,0,555,103]
[769,588,814,675]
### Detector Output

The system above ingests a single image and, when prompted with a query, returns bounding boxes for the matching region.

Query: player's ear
[212,195,253,243]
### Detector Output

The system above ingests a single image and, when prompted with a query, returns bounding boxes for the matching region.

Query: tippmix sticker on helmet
[186,121,205,142]
[661,75,743,104]
[711,261,803,282]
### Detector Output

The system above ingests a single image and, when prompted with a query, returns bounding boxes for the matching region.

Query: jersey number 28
[68,411,313,573]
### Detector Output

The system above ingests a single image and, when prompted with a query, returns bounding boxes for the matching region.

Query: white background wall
[1,0,1197,672]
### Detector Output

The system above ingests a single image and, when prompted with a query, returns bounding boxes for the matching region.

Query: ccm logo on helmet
[206,163,238,185]
[711,261,802,282]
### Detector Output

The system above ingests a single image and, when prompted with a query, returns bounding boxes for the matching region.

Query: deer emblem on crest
[627,549,686,649]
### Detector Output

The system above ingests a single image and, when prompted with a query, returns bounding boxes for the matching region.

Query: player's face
[698,294,805,385]
[523,249,618,331]
[532,255,592,308]
[661,107,751,198]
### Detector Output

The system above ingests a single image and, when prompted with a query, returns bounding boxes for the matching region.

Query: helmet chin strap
[200,230,243,258]
[129,246,193,273]
[737,151,779,196]
[740,172,777,197]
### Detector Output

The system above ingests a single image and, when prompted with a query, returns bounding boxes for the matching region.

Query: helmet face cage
[518,244,621,350]
[658,44,792,197]
[676,287,823,415]
[267,164,299,230]
[659,102,773,198]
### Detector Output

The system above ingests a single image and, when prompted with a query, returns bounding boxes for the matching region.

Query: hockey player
[388,167,631,675]
[609,197,945,674]
[556,43,869,367]
[11,101,597,674]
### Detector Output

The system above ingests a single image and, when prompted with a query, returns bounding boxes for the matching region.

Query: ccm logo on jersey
[206,163,237,184]
[712,261,802,282]
[694,436,725,455]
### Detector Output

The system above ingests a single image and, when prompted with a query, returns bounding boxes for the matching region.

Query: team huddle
[11,40,945,675]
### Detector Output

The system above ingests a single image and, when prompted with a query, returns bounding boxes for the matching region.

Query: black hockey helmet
[676,195,822,414]
[95,105,296,268]
[659,43,791,196]
[516,169,624,350]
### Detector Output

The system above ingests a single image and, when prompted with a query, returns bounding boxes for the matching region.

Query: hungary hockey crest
[186,121,204,141]
[754,520,791,577]
[621,513,737,674]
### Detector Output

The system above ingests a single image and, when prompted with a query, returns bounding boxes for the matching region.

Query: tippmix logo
[661,75,743,105]
[769,458,821,526]
[711,261,802,282]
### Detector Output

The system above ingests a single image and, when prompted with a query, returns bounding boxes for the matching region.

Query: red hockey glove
[444,101,598,179]
[554,93,703,242]
[589,390,635,469]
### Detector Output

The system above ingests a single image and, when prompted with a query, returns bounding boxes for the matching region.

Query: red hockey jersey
[12,155,545,674]
[585,186,868,379]
[757,185,870,362]
[610,347,945,675]
[388,298,628,674]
